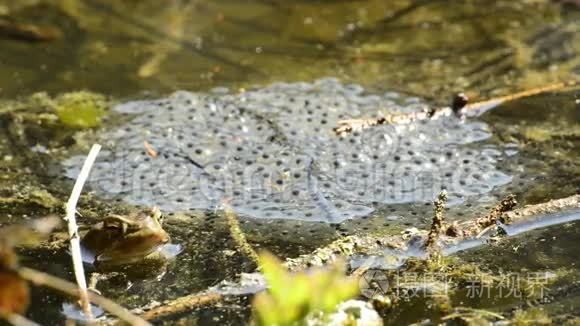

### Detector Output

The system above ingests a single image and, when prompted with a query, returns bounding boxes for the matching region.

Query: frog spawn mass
[63,78,513,223]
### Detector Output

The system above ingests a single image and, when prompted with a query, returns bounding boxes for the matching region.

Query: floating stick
[334,79,579,136]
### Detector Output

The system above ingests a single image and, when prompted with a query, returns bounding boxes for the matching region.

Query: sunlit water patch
[63,78,515,223]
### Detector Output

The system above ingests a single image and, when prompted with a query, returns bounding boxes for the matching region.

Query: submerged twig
[442,307,505,321]
[502,194,580,224]
[139,292,222,321]
[64,144,101,318]
[0,18,62,42]
[2,312,41,326]
[334,79,579,136]
[17,267,150,326]
[285,194,580,271]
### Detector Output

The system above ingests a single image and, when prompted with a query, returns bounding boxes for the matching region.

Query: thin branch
[18,267,150,326]
[334,79,579,136]
[285,194,580,271]
[0,18,62,42]
[64,144,101,319]
[424,191,448,250]
[139,292,222,321]
[2,313,42,326]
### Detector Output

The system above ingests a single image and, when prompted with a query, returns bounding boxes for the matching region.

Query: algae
[53,92,107,128]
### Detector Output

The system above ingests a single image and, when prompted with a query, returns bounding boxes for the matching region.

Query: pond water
[0,0,578,325]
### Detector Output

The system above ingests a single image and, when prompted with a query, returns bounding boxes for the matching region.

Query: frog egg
[62,78,519,224]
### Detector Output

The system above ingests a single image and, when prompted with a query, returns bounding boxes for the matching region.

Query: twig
[475,194,518,229]
[502,194,580,223]
[64,144,101,318]
[424,191,448,250]
[442,306,505,321]
[0,18,62,42]
[139,292,222,321]
[2,313,41,326]
[17,267,150,326]
[334,79,579,136]
[285,194,580,271]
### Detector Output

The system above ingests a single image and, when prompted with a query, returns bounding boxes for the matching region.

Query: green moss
[53,92,107,128]
[522,127,552,142]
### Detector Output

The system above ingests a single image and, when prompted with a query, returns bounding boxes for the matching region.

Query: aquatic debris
[334,79,580,136]
[63,78,514,223]
[139,292,222,321]
[474,194,517,229]
[0,17,62,42]
[128,273,261,321]
[441,307,505,324]
[284,194,580,271]
[17,267,150,326]
[424,191,448,250]
[285,236,366,271]
[502,194,580,224]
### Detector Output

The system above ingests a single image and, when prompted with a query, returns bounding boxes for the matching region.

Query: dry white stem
[65,144,101,319]
[3,313,42,326]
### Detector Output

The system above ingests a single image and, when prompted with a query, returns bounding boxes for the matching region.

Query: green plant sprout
[252,251,359,326]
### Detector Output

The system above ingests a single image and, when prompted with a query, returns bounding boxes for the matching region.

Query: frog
[81,206,170,270]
